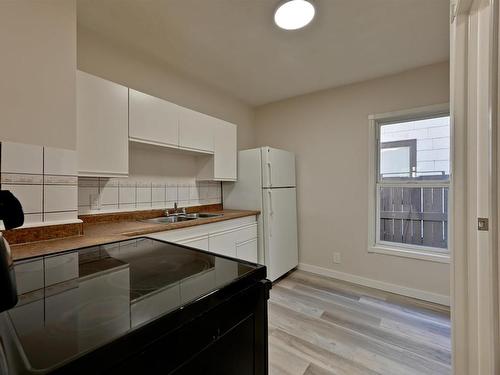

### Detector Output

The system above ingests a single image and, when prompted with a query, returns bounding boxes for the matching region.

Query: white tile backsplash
[152,187,165,203]
[44,147,77,175]
[167,186,178,202]
[137,187,152,203]
[119,187,136,205]
[44,185,78,213]
[2,184,43,214]
[0,141,78,227]
[77,177,222,215]
[1,142,222,223]
[100,186,118,205]
[1,142,43,174]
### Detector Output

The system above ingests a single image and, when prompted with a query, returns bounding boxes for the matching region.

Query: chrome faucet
[166,202,186,217]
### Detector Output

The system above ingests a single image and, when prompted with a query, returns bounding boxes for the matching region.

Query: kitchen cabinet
[236,238,258,263]
[179,107,215,153]
[197,120,237,181]
[208,230,238,258]
[147,217,258,263]
[129,89,179,148]
[178,235,209,251]
[77,70,129,177]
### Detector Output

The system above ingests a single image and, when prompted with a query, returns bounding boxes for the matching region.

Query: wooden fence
[379,186,448,249]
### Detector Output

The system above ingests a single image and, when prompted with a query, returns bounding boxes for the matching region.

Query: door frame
[450,0,499,373]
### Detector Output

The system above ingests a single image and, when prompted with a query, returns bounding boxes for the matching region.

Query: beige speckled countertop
[11,210,259,261]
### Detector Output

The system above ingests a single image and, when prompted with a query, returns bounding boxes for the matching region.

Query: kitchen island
[0,238,270,374]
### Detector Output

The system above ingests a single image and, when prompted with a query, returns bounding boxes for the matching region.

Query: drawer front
[236,238,258,263]
[234,224,257,244]
[178,236,209,251]
[14,259,44,295]
[44,252,79,287]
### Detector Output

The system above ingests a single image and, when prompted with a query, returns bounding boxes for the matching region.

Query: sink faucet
[166,202,186,217]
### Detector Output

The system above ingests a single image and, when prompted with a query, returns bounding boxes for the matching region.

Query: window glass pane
[379,186,448,251]
[380,146,411,177]
[379,116,450,180]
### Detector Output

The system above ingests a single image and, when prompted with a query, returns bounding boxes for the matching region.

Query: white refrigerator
[223,147,298,281]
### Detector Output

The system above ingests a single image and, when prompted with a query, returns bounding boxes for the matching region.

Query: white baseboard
[297,263,450,306]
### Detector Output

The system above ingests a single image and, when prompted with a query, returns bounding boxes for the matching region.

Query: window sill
[368,244,450,264]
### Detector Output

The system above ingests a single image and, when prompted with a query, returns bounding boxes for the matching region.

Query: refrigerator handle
[268,190,273,237]
[267,161,272,187]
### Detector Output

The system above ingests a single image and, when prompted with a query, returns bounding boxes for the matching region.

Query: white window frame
[367,103,451,264]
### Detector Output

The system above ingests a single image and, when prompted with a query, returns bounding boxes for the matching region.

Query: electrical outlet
[333,252,341,264]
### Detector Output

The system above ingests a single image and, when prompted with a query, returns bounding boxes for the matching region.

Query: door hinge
[478,217,489,231]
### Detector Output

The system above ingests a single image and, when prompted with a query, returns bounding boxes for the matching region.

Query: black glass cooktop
[3,238,260,373]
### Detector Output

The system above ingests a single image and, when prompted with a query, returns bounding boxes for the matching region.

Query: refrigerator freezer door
[262,188,298,281]
[261,147,296,188]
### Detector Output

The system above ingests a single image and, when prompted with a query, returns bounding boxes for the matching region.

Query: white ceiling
[77,0,450,106]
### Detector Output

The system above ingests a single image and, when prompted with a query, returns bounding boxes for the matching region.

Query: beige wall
[77,27,255,150]
[254,62,450,297]
[0,0,77,150]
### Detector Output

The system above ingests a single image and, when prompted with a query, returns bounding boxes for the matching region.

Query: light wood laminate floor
[268,270,451,375]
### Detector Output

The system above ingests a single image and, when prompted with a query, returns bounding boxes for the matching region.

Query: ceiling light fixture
[274,0,315,30]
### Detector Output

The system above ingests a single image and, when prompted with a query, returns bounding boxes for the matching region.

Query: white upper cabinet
[77,71,129,177]
[197,120,237,181]
[179,107,215,153]
[214,121,237,180]
[129,89,179,148]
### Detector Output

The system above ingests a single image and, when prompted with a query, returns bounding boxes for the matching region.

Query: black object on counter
[1,238,271,374]
[0,190,24,230]
[0,190,23,313]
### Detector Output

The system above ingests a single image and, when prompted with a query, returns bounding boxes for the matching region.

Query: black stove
[0,238,268,374]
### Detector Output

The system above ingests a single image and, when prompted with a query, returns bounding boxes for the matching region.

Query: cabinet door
[214,121,237,180]
[77,71,129,177]
[129,89,179,147]
[179,107,215,152]
[208,230,237,258]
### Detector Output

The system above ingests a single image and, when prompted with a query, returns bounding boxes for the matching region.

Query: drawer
[234,224,257,244]
[44,252,79,286]
[178,235,209,251]
[236,238,258,263]
[14,259,44,295]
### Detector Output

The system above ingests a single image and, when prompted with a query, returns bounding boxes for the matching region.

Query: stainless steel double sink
[142,212,224,224]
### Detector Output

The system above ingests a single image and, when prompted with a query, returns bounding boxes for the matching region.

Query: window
[368,105,450,262]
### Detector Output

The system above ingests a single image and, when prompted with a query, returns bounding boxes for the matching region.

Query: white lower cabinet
[236,238,258,263]
[147,216,258,263]
[178,235,209,251]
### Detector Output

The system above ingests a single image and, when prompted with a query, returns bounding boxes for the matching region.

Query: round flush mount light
[274,0,315,30]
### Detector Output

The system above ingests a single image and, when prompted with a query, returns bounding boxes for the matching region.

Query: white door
[261,147,296,188]
[262,188,298,281]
